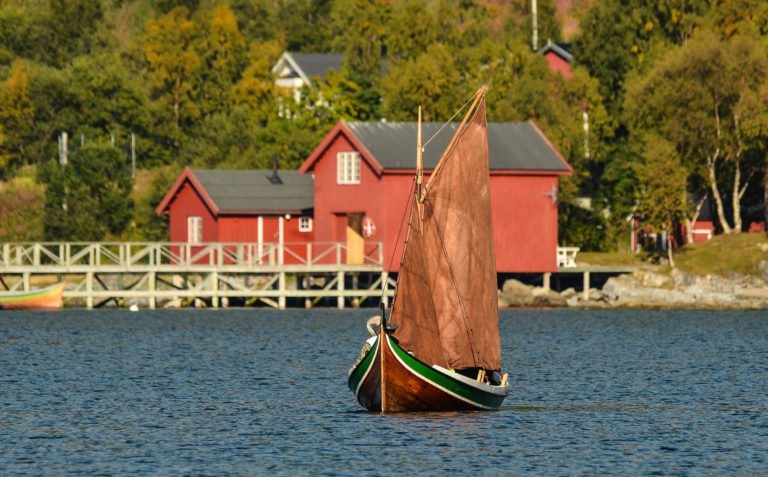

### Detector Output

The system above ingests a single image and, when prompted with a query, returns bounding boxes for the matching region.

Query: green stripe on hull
[387,336,507,410]
[347,338,378,394]
[0,288,54,303]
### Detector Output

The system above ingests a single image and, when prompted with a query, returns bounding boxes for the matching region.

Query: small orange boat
[0,282,65,310]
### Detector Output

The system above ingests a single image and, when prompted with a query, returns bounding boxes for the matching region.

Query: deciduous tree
[626,28,768,234]
[636,135,689,267]
[0,59,34,175]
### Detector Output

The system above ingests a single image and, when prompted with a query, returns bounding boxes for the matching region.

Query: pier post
[543,272,551,291]
[149,271,156,309]
[278,271,286,309]
[337,271,345,309]
[583,271,590,301]
[86,271,93,309]
[23,272,30,291]
[212,271,219,308]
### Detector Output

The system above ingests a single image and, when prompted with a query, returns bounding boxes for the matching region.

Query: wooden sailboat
[348,88,509,412]
[0,281,65,310]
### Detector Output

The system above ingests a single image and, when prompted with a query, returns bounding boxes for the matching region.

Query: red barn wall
[490,174,559,273]
[380,173,417,271]
[545,52,572,79]
[167,179,218,243]
[378,173,559,273]
[307,132,562,273]
[218,216,259,242]
[310,133,383,244]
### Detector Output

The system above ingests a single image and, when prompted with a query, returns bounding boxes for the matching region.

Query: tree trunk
[764,156,768,226]
[685,194,707,244]
[667,233,675,268]
[732,158,742,233]
[707,152,732,234]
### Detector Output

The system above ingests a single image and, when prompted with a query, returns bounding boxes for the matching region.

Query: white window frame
[299,216,313,232]
[188,216,202,244]
[337,152,360,184]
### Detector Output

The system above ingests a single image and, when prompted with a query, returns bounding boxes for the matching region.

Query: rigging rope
[422,92,477,150]
[381,178,417,308]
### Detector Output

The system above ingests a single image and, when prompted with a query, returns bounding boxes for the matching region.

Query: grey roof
[273,52,344,83]
[343,121,570,172]
[191,169,313,214]
[290,53,344,78]
[536,42,573,62]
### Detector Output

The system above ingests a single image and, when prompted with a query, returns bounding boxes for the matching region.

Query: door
[346,212,364,264]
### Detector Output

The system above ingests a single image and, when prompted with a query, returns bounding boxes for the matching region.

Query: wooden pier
[0,242,394,310]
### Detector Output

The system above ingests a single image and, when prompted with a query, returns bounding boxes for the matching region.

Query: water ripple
[0,308,766,474]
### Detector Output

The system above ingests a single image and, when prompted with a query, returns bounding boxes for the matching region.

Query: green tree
[636,135,689,267]
[193,3,247,116]
[625,28,768,234]
[231,38,284,126]
[381,43,462,122]
[143,7,201,149]
[40,143,134,241]
[327,0,389,119]
[574,0,708,116]
[0,59,35,174]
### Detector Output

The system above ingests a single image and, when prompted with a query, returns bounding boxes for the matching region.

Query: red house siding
[310,133,383,243]
[218,216,259,242]
[301,122,569,274]
[167,180,218,243]
[544,52,572,78]
[308,165,561,273]
[490,174,559,272]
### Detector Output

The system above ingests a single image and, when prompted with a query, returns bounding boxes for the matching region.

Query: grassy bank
[577,232,768,278]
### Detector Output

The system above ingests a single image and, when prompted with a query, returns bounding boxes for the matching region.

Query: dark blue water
[1,309,766,475]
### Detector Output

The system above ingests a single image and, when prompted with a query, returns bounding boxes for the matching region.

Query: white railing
[0,242,384,269]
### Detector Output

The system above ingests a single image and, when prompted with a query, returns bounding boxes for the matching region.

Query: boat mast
[416,106,423,201]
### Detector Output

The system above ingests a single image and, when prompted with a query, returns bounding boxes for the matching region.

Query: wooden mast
[417,106,423,194]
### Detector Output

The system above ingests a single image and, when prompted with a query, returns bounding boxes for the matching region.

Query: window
[188,216,202,244]
[337,152,360,184]
[299,216,313,232]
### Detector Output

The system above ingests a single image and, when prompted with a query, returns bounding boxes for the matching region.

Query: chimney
[269,154,283,184]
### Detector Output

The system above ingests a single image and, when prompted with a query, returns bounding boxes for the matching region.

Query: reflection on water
[0,308,766,474]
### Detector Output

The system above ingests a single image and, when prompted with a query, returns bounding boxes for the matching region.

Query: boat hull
[348,334,508,412]
[0,282,65,311]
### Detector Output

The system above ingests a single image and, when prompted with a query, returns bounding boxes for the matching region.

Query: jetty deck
[1,242,394,309]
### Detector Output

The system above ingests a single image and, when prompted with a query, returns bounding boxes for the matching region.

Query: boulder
[560,287,577,299]
[757,260,768,285]
[602,274,696,306]
[499,279,566,307]
[532,290,568,307]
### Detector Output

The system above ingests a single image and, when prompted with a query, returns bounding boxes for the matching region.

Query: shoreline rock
[499,269,768,309]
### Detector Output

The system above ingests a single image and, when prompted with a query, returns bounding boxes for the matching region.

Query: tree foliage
[39,143,134,241]
[0,0,766,247]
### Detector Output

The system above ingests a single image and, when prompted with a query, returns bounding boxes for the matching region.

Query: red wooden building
[299,120,572,273]
[156,167,315,263]
[536,41,573,79]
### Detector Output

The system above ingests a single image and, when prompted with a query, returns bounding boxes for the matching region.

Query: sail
[389,94,501,371]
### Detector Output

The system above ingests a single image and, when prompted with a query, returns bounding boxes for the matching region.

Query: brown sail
[389,91,501,372]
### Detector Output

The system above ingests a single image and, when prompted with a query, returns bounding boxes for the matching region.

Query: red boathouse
[299,120,572,273]
[156,167,315,263]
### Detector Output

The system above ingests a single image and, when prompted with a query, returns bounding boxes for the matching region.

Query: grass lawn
[576,232,768,278]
